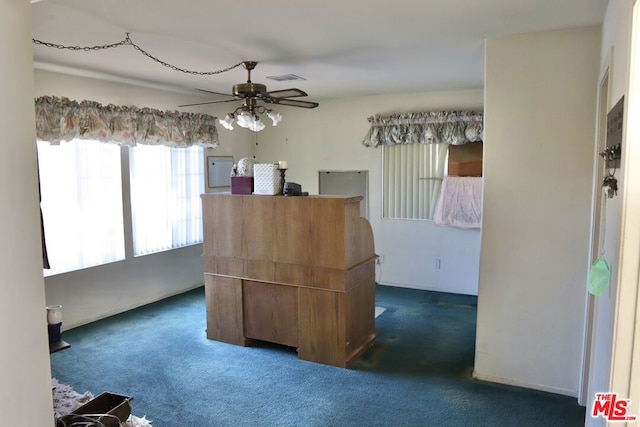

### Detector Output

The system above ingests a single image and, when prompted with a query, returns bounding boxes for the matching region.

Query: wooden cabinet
[201,193,377,367]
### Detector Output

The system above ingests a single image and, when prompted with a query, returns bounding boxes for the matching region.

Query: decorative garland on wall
[362,111,483,148]
[35,96,219,148]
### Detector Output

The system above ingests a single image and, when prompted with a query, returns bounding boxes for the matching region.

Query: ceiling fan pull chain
[33,32,245,76]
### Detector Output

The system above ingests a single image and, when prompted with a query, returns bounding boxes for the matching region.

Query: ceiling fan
[178,61,319,110]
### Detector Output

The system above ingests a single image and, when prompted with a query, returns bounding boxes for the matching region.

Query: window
[129,144,204,256]
[383,143,449,220]
[366,111,482,221]
[37,139,125,276]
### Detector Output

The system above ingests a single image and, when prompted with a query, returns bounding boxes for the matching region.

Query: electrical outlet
[377,255,384,264]
[433,258,441,269]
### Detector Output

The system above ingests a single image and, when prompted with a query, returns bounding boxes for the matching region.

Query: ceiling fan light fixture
[221,104,283,132]
[236,111,254,129]
[267,111,282,126]
[250,118,266,132]
[219,114,235,130]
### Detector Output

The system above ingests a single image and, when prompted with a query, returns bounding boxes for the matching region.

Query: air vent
[266,74,306,82]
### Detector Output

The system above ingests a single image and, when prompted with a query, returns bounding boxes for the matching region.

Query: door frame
[579,47,613,406]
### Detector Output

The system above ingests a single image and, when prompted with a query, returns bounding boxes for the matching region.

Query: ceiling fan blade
[195,88,235,98]
[264,88,308,99]
[269,98,319,109]
[178,98,240,107]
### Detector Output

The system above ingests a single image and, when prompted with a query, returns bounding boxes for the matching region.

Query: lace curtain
[362,111,483,148]
[35,96,219,148]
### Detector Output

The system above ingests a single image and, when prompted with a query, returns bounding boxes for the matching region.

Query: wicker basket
[253,163,282,195]
[57,392,132,427]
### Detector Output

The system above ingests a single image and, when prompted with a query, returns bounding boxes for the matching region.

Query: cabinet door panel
[205,275,249,346]
[243,281,298,348]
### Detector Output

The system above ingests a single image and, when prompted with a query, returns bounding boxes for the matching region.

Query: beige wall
[475,26,601,396]
[254,90,484,295]
[0,1,54,424]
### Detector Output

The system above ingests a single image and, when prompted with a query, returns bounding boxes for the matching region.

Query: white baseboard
[63,282,204,330]
[376,281,478,296]
[472,370,577,398]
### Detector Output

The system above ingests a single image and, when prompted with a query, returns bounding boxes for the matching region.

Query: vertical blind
[383,143,449,220]
[129,144,204,256]
[37,139,125,275]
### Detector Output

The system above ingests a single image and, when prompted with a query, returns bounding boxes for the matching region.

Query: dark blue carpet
[51,285,585,426]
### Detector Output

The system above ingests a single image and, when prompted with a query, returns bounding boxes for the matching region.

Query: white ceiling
[31,0,609,103]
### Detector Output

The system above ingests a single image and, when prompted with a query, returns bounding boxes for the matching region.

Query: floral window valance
[35,96,219,148]
[362,111,483,148]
